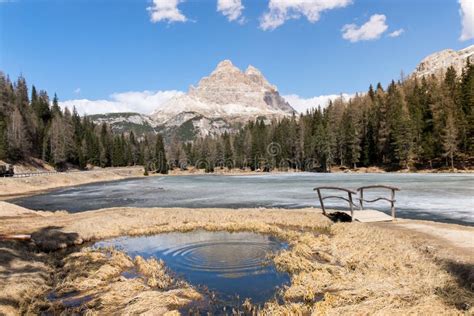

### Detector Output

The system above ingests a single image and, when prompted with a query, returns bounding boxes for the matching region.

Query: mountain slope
[87,112,157,135]
[413,45,474,77]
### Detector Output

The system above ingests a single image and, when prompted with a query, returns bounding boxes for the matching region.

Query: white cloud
[148,0,187,23]
[259,0,352,31]
[388,28,404,38]
[73,88,81,95]
[284,93,354,113]
[60,90,184,115]
[459,0,474,41]
[217,0,244,22]
[342,14,388,42]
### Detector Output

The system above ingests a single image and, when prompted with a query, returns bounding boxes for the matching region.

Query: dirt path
[375,220,474,264]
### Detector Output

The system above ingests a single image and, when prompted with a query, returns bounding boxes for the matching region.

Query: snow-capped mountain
[413,45,474,78]
[150,60,295,139]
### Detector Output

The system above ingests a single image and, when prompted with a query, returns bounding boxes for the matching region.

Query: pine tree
[0,112,7,160]
[375,83,390,164]
[99,123,112,167]
[342,108,361,168]
[51,93,61,116]
[222,132,233,169]
[49,113,68,169]
[388,83,413,168]
[154,134,168,174]
[460,59,474,154]
[442,112,458,170]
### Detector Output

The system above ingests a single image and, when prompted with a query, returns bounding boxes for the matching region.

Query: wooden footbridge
[314,185,400,223]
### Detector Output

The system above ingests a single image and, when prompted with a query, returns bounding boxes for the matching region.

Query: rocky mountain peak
[245,65,262,76]
[150,60,295,140]
[245,65,274,90]
[212,59,241,74]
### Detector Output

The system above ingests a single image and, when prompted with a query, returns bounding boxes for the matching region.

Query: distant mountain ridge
[87,112,157,135]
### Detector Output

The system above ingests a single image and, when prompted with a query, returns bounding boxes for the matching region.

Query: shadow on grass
[438,260,474,311]
[30,226,82,252]
[0,226,83,314]
[325,211,353,223]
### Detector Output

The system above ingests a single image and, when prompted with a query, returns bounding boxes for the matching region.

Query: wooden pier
[338,209,394,222]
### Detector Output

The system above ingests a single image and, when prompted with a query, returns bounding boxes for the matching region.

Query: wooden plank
[336,210,393,223]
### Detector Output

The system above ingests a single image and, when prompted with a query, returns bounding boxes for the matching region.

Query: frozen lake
[10,173,474,225]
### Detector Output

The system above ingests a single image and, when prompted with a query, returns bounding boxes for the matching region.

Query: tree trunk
[450,151,454,171]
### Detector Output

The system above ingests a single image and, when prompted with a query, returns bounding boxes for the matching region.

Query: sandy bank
[0,206,472,315]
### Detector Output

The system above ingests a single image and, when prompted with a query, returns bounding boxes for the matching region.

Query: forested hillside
[168,62,473,172]
[0,73,167,173]
[0,59,472,173]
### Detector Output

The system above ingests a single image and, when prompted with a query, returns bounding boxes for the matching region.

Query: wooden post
[348,192,354,221]
[317,189,326,214]
[359,188,364,210]
[391,189,396,221]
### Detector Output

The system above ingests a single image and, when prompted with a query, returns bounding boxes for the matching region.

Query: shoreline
[1,165,473,200]
[0,167,148,200]
[0,206,472,315]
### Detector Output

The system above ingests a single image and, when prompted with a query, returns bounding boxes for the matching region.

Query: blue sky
[0,0,473,114]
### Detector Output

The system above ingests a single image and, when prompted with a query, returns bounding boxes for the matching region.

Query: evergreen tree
[442,112,458,170]
[222,131,233,169]
[0,112,7,160]
[154,134,168,174]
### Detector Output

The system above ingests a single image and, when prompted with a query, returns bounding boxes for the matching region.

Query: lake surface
[10,173,474,225]
[93,231,289,309]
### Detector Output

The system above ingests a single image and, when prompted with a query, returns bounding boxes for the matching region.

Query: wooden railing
[313,186,358,220]
[357,185,399,219]
[314,185,400,221]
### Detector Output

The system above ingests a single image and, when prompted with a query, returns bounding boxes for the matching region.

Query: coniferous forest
[0,60,472,173]
[0,73,167,173]
[170,62,473,172]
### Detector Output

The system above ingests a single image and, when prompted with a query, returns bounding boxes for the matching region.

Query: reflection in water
[94,231,290,307]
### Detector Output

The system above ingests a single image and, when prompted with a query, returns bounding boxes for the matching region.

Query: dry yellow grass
[0,206,472,315]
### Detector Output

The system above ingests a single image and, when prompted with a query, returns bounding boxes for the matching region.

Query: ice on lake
[10,173,474,225]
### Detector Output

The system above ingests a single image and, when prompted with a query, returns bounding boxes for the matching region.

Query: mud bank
[0,206,472,315]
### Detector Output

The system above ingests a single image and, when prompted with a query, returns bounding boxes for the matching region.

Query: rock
[412,45,474,78]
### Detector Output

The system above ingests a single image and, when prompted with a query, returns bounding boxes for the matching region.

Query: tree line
[1,60,472,173]
[168,62,473,172]
[0,72,167,173]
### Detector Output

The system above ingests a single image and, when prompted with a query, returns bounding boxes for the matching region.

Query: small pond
[93,231,290,310]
